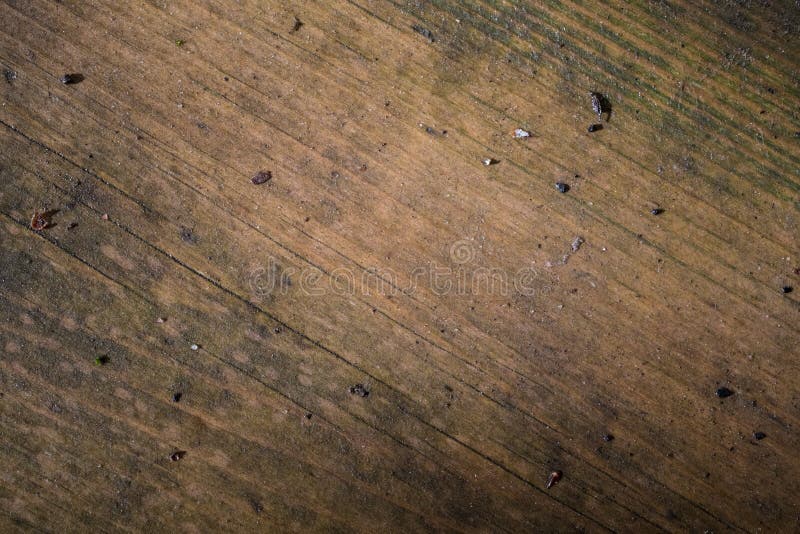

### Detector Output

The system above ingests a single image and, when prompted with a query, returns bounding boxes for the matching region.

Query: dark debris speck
[251,170,272,185]
[781,286,793,294]
[349,384,369,397]
[716,387,734,398]
[180,226,198,245]
[753,431,766,440]
[555,182,569,193]
[172,392,182,403]
[546,470,562,489]
[59,73,84,85]
[411,25,435,43]
[602,434,614,442]
[588,124,603,133]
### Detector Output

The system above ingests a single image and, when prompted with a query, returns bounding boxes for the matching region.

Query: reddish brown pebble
[169,451,186,461]
[30,212,49,230]
[101,213,109,220]
[251,170,272,185]
[546,470,562,489]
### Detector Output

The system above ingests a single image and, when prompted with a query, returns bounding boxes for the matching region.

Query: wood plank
[1,0,798,531]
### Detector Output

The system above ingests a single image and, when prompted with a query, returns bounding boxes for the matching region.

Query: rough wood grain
[1,0,799,531]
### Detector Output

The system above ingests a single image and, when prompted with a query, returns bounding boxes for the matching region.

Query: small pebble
[30,212,50,231]
[59,73,83,85]
[190,344,199,351]
[349,384,369,397]
[483,158,499,166]
[781,286,793,294]
[651,208,664,215]
[101,213,109,220]
[603,434,614,442]
[555,182,569,193]
[587,124,603,132]
[514,128,531,138]
[156,317,166,323]
[172,392,182,403]
[546,470,562,489]
[94,356,109,366]
[753,431,766,440]
[716,387,734,398]
[169,451,186,461]
[251,170,272,185]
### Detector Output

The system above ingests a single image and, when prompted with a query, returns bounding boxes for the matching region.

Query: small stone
[156,317,166,323]
[349,384,369,397]
[753,431,766,440]
[169,450,186,461]
[514,128,531,139]
[716,387,734,398]
[651,208,664,215]
[94,356,109,366]
[555,182,569,193]
[587,124,603,132]
[546,470,562,489]
[172,392,182,402]
[30,212,50,231]
[190,344,199,351]
[59,73,83,85]
[602,434,614,442]
[483,158,499,166]
[781,286,793,294]
[101,213,109,220]
[251,170,272,185]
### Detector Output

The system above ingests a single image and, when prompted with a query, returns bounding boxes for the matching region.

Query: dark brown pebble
[781,286,793,294]
[603,434,614,442]
[59,73,83,85]
[651,208,664,215]
[753,431,766,440]
[716,387,734,398]
[349,384,369,397]
[251,170,272,185]
[170,450,186,461]
[546,470,562,489]
[172,392,182,403]
[555,182,569,193]
[30,211,50,230]
[587,124,603,132]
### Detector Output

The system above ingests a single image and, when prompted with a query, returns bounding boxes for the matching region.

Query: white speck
[483,158,498,166]
[190,344,199,351]
[513,128,531,138]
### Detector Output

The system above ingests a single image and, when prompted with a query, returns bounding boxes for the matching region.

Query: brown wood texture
[1,0,799,531]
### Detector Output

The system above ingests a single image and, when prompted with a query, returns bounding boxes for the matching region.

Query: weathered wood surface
[1,0,799,531]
